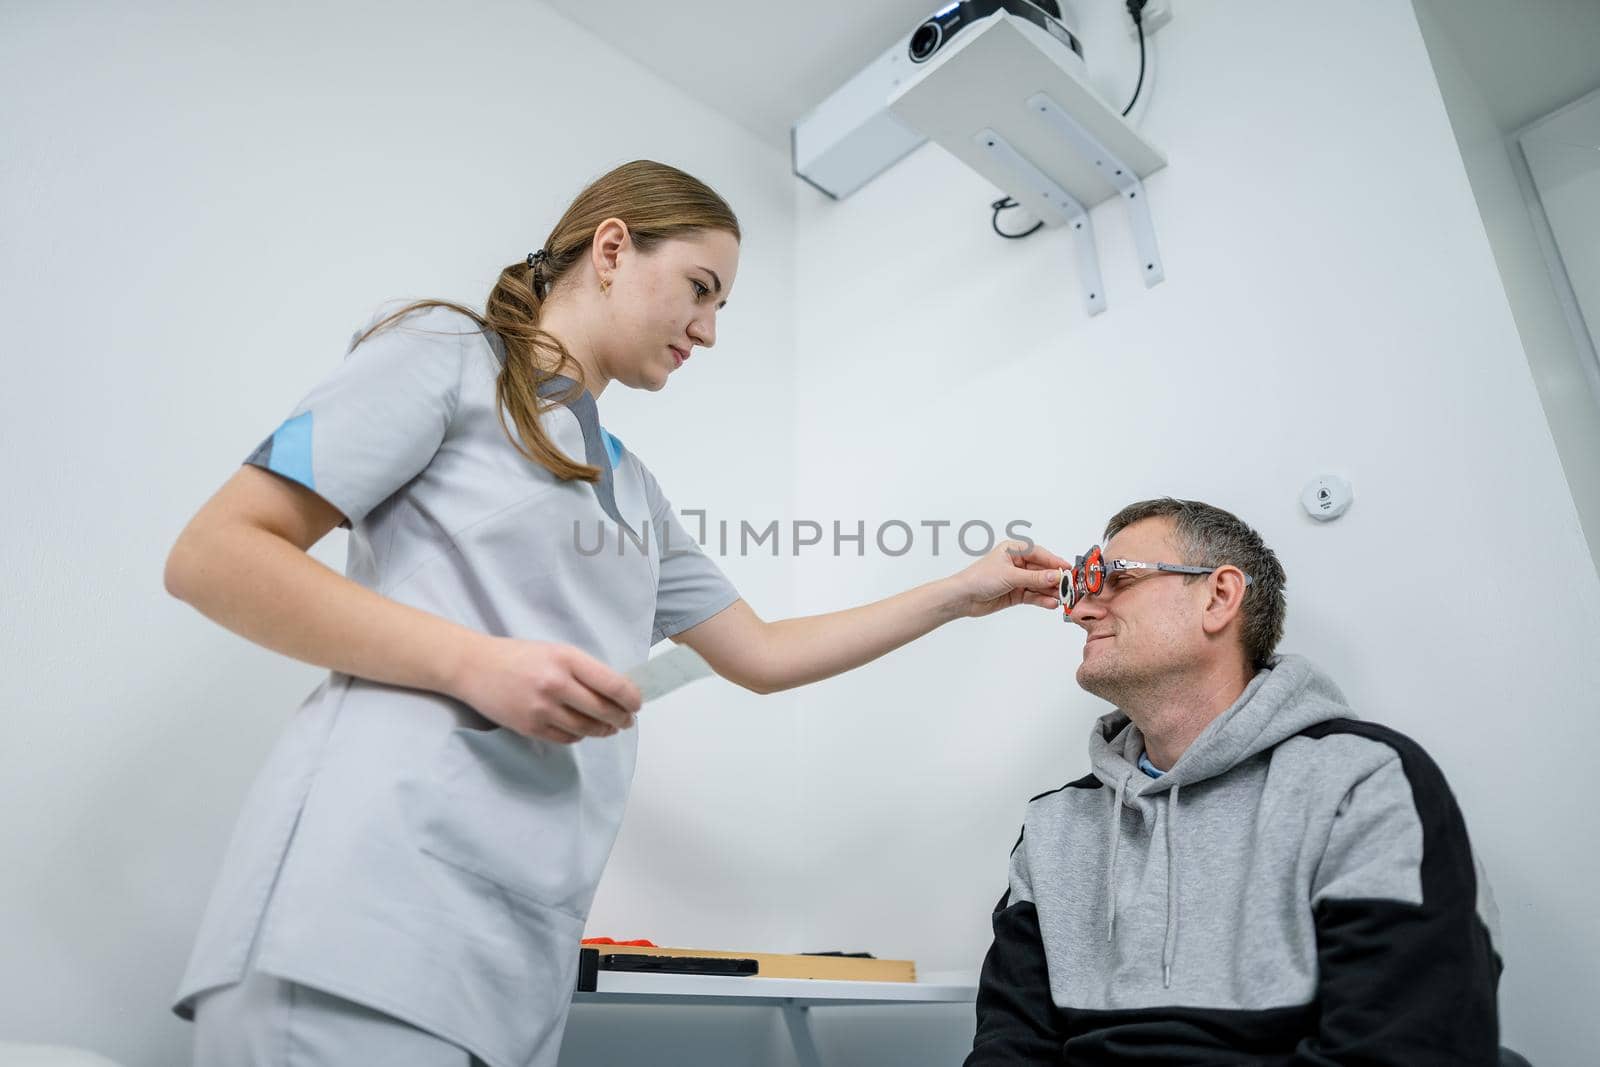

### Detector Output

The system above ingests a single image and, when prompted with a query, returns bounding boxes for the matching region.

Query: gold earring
[600,277,611,293]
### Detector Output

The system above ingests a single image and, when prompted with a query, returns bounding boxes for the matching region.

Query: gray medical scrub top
[172,306,740,1067]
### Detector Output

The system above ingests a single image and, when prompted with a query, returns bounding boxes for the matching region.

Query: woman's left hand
[950,539,1072,619]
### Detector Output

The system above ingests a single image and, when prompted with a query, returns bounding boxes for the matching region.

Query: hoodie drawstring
[1162,782,1181,988]
[1106,773,1181,988]
[1105,775,1127,942]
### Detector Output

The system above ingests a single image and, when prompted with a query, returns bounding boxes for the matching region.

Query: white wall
[787,2,1600,1065]
[1415,0,1600,581]
[0,2,798,1065]
[1524,95,1600,348]
[7,2,1600,1066]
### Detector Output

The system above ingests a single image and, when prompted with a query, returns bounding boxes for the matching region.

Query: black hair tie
[526,249,550,298]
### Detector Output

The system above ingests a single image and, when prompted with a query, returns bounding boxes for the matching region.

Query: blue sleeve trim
[267,411,315,489]
[602,428,624,471]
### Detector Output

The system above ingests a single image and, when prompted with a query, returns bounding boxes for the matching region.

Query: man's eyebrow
[694,266,728,308]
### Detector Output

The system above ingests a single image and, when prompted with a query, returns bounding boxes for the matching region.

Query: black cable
[991,196,1043,239]
[1122,1,1147,117]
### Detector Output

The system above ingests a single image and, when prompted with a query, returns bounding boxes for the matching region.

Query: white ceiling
[537,0,942,149]
[1424,0,1600,132]
[540,0,1600,151]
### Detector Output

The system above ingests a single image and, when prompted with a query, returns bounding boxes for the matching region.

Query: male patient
[968,498,1502,1065]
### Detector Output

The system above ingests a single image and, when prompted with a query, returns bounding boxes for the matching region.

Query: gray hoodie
[967,654,1503,1066]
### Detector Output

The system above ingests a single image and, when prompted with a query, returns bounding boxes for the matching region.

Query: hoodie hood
[1089,653,1355,796]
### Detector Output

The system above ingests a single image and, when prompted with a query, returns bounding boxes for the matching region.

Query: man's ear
[591,217,631,275]
[1200,565,1249,638]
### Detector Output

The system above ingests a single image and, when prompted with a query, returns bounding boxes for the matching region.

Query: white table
[571,971,979,1067]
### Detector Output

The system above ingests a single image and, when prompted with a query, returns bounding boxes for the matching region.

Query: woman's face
[602,228,739,392]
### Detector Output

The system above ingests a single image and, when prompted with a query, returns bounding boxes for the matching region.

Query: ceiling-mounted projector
[792,0,1168,316]
[792,0,1084,199]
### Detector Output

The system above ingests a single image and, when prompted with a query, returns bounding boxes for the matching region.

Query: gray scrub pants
[191,969,487,1066]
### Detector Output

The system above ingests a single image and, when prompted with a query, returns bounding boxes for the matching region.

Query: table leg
[781,1001,823,1067]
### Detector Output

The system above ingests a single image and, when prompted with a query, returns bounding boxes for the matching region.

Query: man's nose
[1069,594,1105,627]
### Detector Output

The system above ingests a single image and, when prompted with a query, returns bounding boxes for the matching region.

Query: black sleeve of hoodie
[966,887,1063,1066]
[1291,721,1501,1066]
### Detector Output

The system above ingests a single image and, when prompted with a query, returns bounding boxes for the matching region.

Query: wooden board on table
[590,944,916,982]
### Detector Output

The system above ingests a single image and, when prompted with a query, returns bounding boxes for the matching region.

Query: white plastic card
[625,645,715,703]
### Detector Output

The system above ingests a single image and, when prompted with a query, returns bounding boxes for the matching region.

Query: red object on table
[581,937,658,947]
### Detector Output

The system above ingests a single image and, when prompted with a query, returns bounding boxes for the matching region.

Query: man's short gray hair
[1104,498,1287,670]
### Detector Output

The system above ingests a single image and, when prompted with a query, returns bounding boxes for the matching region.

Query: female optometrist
[165,160,1071,1067]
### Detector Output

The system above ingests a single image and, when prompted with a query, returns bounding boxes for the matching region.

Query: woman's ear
[591,217,631,278]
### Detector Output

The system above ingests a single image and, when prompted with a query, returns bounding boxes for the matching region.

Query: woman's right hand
[448,636,643,744]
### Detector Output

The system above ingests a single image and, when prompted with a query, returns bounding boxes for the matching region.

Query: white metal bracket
[1026,91,1165,289]
[976,127,1107,316]
[781,1001,823,1067]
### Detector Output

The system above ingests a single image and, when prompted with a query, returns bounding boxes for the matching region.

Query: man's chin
[1076,656,1123,703]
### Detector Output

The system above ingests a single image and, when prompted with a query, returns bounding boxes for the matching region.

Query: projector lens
[909,22,942,62]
